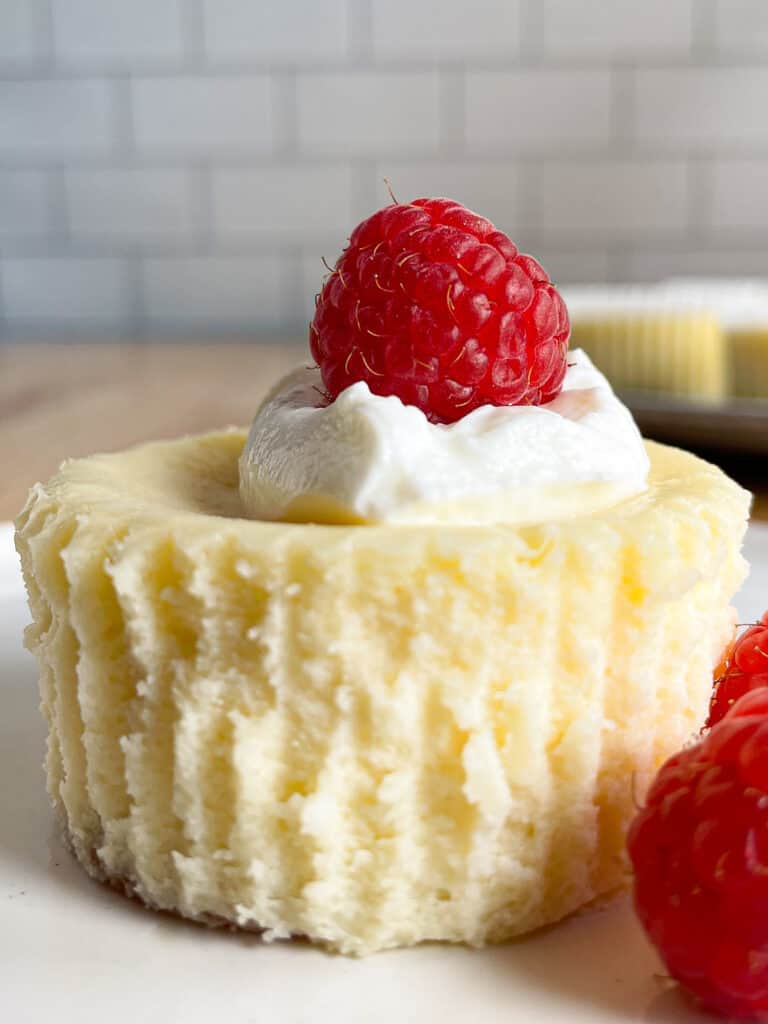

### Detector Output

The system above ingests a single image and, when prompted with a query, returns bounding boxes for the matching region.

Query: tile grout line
[4,146,768,171]
[438,64,466,156]
[38,0,56,69]
[686,155,714,244]
[516,156,540,237]
[347,0,373,59]
[1,48,768,80]
[606,243,630,283]
[609,63,635,154]
[283,245,306,335]
[352,159,377,219]
[0,254,6,342]
[2,54,768,81]
[181,0,207,68]
[112,75,136,158]
[519,0,546,60]
[48,163,70,244]
[125,255,147,340]
[692,0,718,59]
[191,163,215,256]
[271,69,299,158]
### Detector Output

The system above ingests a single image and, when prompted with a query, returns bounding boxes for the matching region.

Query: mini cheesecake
[15,429,749,954]
[563,286,729,400]
[564,280,768,402]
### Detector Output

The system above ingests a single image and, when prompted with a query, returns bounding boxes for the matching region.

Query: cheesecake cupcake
[562,285,729,400]
[563,279,768,402]
[659,278,768,401]
[15,197,750,955]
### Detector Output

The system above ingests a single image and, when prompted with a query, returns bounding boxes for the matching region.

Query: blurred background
[1,0,767,341]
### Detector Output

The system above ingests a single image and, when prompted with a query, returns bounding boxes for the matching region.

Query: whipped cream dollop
[239,349,650,526]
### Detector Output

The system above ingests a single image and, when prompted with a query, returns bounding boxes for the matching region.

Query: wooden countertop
[1,343,766,522]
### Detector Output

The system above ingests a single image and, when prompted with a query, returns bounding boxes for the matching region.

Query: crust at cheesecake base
[15,431,750,955]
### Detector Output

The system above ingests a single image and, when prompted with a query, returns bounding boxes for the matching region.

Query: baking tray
[623,391,768,455]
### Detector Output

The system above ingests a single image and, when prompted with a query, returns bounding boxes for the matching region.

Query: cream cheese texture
[238,348,650,525]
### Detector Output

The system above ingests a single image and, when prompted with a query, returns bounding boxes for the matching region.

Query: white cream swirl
[239,349,650,525]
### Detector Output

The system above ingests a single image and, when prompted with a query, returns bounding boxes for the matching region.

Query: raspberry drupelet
[707,613,768,728]
[309,197,569,424]
[629,687,768,1019]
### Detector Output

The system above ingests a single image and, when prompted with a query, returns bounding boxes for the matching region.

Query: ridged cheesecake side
[569,314,728,399]
[15,432,750,955]
[730,328,768,400]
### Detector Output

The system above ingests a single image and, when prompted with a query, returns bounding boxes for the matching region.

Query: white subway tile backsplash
[635,69,768,147]
[143,256,287,326]
[536,160,688,237]
[371,0,520,59]
[66,169,197,241]
[372,162,519,235]
[0,171,50,239]
[466,71,612,151]
[710,159,768,231]
[542,0,693,57]
[133,77,273,155]
[624,247,768,281]
[203,0,348,60]
[2,2,768,338]
[297,72,439,155]
[714,0,768,55]
[2,257,129,321]
[0,0,46,65]
[51,0,183,65]
[212,165,354,240]
[0,80,114,158]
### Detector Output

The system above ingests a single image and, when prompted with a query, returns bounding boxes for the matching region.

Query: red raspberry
[708,613,768,728]
[309,197,569,424]
[628,688,768,1019]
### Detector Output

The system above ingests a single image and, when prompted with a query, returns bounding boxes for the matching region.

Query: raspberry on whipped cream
[241,197,649,524]
[310,196,569,424]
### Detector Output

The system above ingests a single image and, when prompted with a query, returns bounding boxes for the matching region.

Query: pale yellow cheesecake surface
[15,430,749,954]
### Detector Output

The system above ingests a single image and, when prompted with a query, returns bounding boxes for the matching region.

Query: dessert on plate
[15,197,750,955]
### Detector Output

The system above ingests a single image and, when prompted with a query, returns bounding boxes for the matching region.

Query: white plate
[3,520,768,1024]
